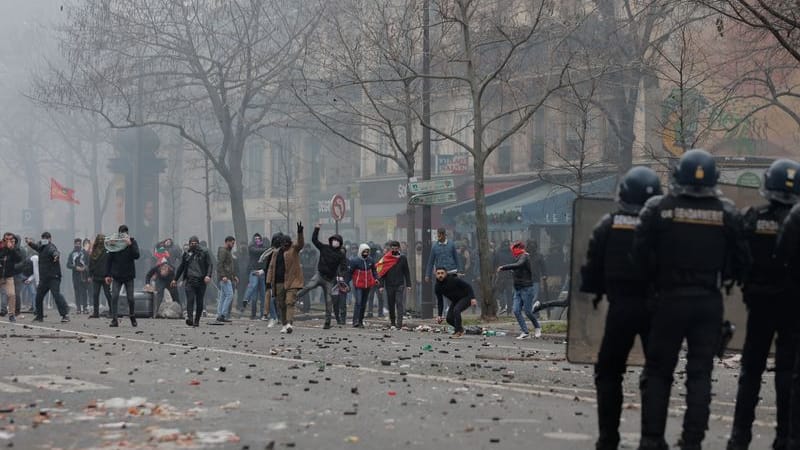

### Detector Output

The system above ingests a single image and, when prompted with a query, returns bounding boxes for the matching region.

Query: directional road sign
[407,178,455,194]
[408,191,457,206]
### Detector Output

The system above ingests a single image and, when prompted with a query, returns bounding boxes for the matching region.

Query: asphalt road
[0,312,779,449]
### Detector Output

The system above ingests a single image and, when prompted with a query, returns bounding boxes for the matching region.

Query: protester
[215,236,238,322]
[104,225,141,327]
[377,240,411,330]
[349,243,379,328]
[497,241,541,339]
[266,223,305,334]
[296,224,347,329]
[434,267,477,339]
[26,232,70,323]
[88,234,112,318]
[172,236,213,327]
[0,232,23,322]
[67,238,90,314]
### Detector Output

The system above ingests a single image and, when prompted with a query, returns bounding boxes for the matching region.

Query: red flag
[376,251,399,278]
[50,178,80,204]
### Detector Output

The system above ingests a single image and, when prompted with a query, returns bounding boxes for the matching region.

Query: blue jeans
[244,272,266,318]
[217,280,234,319]
[352,288,372,326]
[512,283,540,334]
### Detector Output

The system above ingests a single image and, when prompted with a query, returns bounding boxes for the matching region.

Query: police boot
[676,437,702,450]
[726,429,750,450]
[638,436,668,450]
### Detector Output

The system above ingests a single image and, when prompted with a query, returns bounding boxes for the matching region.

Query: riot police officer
[633,149,751,450]
[729,159,800,450]
[580,166,662,450]
[773,166,800,450]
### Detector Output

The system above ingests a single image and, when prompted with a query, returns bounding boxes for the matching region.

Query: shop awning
[444,174,617,231]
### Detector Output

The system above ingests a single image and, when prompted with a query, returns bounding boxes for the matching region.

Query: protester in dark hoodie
[297,224,347,329]
[171,236,213,327]
[26,231,70,323]
[377,240,411,329]
[349,243,379,328]
[0,232,24,322]
[88,234,112,318]
[105,225,141,327]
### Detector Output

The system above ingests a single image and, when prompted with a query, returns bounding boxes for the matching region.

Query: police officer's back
[632,149,750,450]
[728,159,800,450]
[580,166,662,450]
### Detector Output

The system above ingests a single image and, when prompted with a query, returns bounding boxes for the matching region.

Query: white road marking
[2,322,776,428]
[542,431,593,441]
[0,381,31,393]
[8,375,110,393]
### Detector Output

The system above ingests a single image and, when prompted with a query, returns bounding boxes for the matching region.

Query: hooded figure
[296,225,348,328]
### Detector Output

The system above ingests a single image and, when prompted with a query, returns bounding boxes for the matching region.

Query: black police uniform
[633,192,749,449]
[581,209,650,449]
[729,201,796,449]
[774,203,800,449]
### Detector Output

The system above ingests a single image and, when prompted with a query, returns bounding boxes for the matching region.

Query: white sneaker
[532,301,541,313]
[280,325,288,334]
[267,319,276,328]
[534,328,542,338]
[286,324,293,334]
[389,326,397,331]
[516,332,530,340]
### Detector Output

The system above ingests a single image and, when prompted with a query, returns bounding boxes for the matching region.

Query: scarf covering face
[510,241,525,258]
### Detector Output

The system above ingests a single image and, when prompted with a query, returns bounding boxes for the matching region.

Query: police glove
[592,294,603,310]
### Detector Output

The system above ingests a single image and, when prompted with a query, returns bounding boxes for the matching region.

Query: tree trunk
[472,156,496,319]
[23,147,43,232]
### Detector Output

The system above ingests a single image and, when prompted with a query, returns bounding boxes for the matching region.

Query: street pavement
[0,312,778,449]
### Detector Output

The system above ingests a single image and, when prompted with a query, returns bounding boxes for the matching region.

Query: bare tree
[406,0,569,319]
[700,0,800,64]
[45,111,115,233]
[34,0,321,245]
[294,0,424,292]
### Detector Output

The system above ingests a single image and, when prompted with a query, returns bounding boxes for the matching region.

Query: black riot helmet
[762,158,800,205]
[671,149,720,197]
[618,166,662,213]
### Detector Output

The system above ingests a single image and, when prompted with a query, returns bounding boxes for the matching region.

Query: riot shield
[566,184,762,365]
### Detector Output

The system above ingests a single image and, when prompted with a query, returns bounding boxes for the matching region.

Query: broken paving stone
[345,436,360,443]
[220,401,241,411]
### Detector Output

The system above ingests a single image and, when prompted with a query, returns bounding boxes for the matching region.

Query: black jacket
[105,238,141,281]
[88,251,109,279]
[632,193,750,294]
[435,276,475,316]
[248,241,267,271]
[311,227,347,280]
[0,245,24,279]
[499,253,534,288]
[28,241,62,280]
[175,247,214,282]
[380,254,411,288]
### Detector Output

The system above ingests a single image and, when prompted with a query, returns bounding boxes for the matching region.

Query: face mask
[331,241,341,248]
[361,252,369,259]
[40,239,49,245]
[189,243,198,251]
[391,249,400,255]
[255,239,262,245]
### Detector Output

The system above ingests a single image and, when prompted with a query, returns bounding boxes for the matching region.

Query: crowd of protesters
[1,222,559,339]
